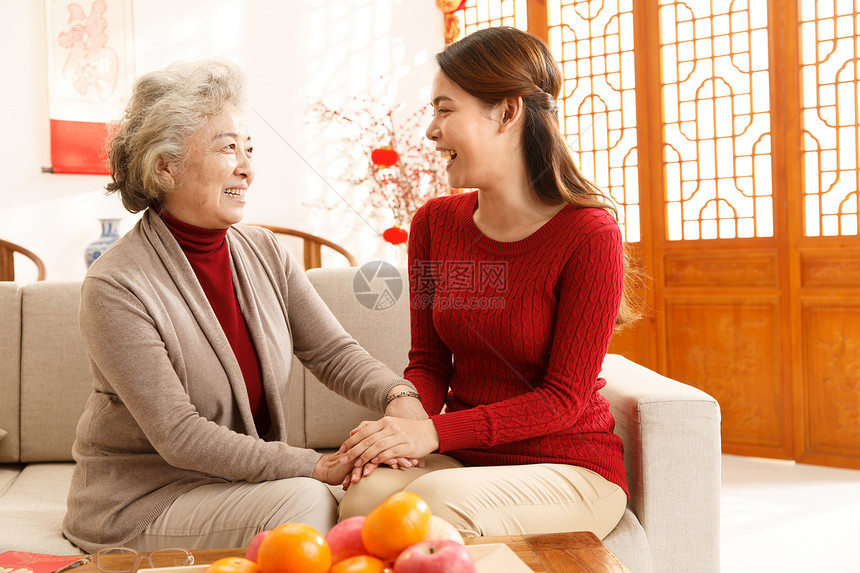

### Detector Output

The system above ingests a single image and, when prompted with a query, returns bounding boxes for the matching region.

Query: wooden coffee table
[467,532,631,572]
[67,531,630,573]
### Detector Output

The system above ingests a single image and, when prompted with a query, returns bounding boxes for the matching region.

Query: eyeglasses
[56,547,194,573]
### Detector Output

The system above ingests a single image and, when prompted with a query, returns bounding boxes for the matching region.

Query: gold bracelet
[386,390,422,404]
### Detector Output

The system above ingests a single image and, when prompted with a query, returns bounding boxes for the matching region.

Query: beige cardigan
[63,209,408,551]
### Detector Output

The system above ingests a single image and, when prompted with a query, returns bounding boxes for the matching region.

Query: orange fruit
[256,522,331,573]
[329,555,391,573]
[205,557,260,573]
[361,491,432,561]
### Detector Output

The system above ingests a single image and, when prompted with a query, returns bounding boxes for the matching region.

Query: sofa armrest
[599,354,721,573]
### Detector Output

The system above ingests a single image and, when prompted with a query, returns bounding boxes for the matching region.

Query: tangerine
[329,555,391,573]
[256,522,331,573]
[205,557,260,573]
[361,491,432,561]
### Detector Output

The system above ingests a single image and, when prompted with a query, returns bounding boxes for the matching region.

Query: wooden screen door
[455,0,860,469]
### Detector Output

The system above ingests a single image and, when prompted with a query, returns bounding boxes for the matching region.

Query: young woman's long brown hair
[436,26,644,328]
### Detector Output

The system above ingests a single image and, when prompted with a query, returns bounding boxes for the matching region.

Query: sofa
[0,267,721,572]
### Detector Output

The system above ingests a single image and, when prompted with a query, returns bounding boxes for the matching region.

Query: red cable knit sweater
[158,208,270,436]
[405,191,628,495]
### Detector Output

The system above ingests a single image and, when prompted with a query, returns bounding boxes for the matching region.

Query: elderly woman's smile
[161,103,254,229]
[224,188,247,199]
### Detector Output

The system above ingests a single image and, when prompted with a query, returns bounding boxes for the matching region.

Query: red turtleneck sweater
[405,191,628,495]
[157,208,270,436]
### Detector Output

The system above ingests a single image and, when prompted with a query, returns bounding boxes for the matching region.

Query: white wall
[0,0,443,281]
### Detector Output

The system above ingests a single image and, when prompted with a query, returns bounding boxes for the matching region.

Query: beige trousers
[338,454,627,540]
[124,477,338,551]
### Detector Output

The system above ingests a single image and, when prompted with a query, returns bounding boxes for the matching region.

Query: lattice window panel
[660,0,773,241]
[800,0,860,237]
[453,0,527,43]
[548,0,640,242]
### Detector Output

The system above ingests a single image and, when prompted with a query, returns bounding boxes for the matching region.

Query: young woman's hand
[339,417,440,472]
[384,385,428,421]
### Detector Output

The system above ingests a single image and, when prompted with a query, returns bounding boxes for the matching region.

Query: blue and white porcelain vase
[84,218,121,268]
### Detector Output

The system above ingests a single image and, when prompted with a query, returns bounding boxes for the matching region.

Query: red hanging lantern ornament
[383,225,408,245]
[371,146,400,168]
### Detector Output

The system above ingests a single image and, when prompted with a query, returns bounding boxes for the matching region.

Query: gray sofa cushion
[603,508,652,573]
[0,463,82,554]
[303,266,409,449]
[0,284,21,463]
[20,283,91,463]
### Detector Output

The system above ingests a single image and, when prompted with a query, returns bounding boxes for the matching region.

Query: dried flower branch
[308,96,452,243]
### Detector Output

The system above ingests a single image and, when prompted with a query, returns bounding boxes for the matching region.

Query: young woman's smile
[426,72,508,191]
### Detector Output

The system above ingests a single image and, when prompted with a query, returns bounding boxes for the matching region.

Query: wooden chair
[250,224,358,270]
[0,239,47,281]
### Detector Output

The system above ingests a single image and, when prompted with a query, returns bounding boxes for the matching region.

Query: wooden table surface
[470,532,631,573]
[67,531,630,573]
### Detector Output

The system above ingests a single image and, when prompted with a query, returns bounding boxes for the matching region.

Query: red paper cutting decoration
[444,14,461,45]
[383,226,409,245]
[371,146,400,167]
[46,0,133,175]
[436,0,466,13]
[435,0,466,45]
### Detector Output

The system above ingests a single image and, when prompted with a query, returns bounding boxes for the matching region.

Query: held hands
[310,389,434,488]
[338,416,440,489]
[378,387,429,471]
[358,395,430,480]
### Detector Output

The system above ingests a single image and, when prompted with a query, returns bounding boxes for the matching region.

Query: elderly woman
[62,59,425,552]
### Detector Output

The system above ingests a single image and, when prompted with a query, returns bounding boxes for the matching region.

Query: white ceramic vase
[84,218,121,268]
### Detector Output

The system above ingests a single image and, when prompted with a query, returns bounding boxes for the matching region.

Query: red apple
[245,529,270,562]
[325,515,369,564]
[426,515,464,545]
[393,539,476,573]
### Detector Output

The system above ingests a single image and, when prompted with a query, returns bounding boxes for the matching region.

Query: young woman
[336,26,639,540]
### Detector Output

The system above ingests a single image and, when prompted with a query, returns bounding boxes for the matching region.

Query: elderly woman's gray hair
[106,59,247,213]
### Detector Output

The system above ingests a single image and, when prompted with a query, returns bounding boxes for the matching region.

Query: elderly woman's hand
[311,451,356,486]
[339,454,427,490]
